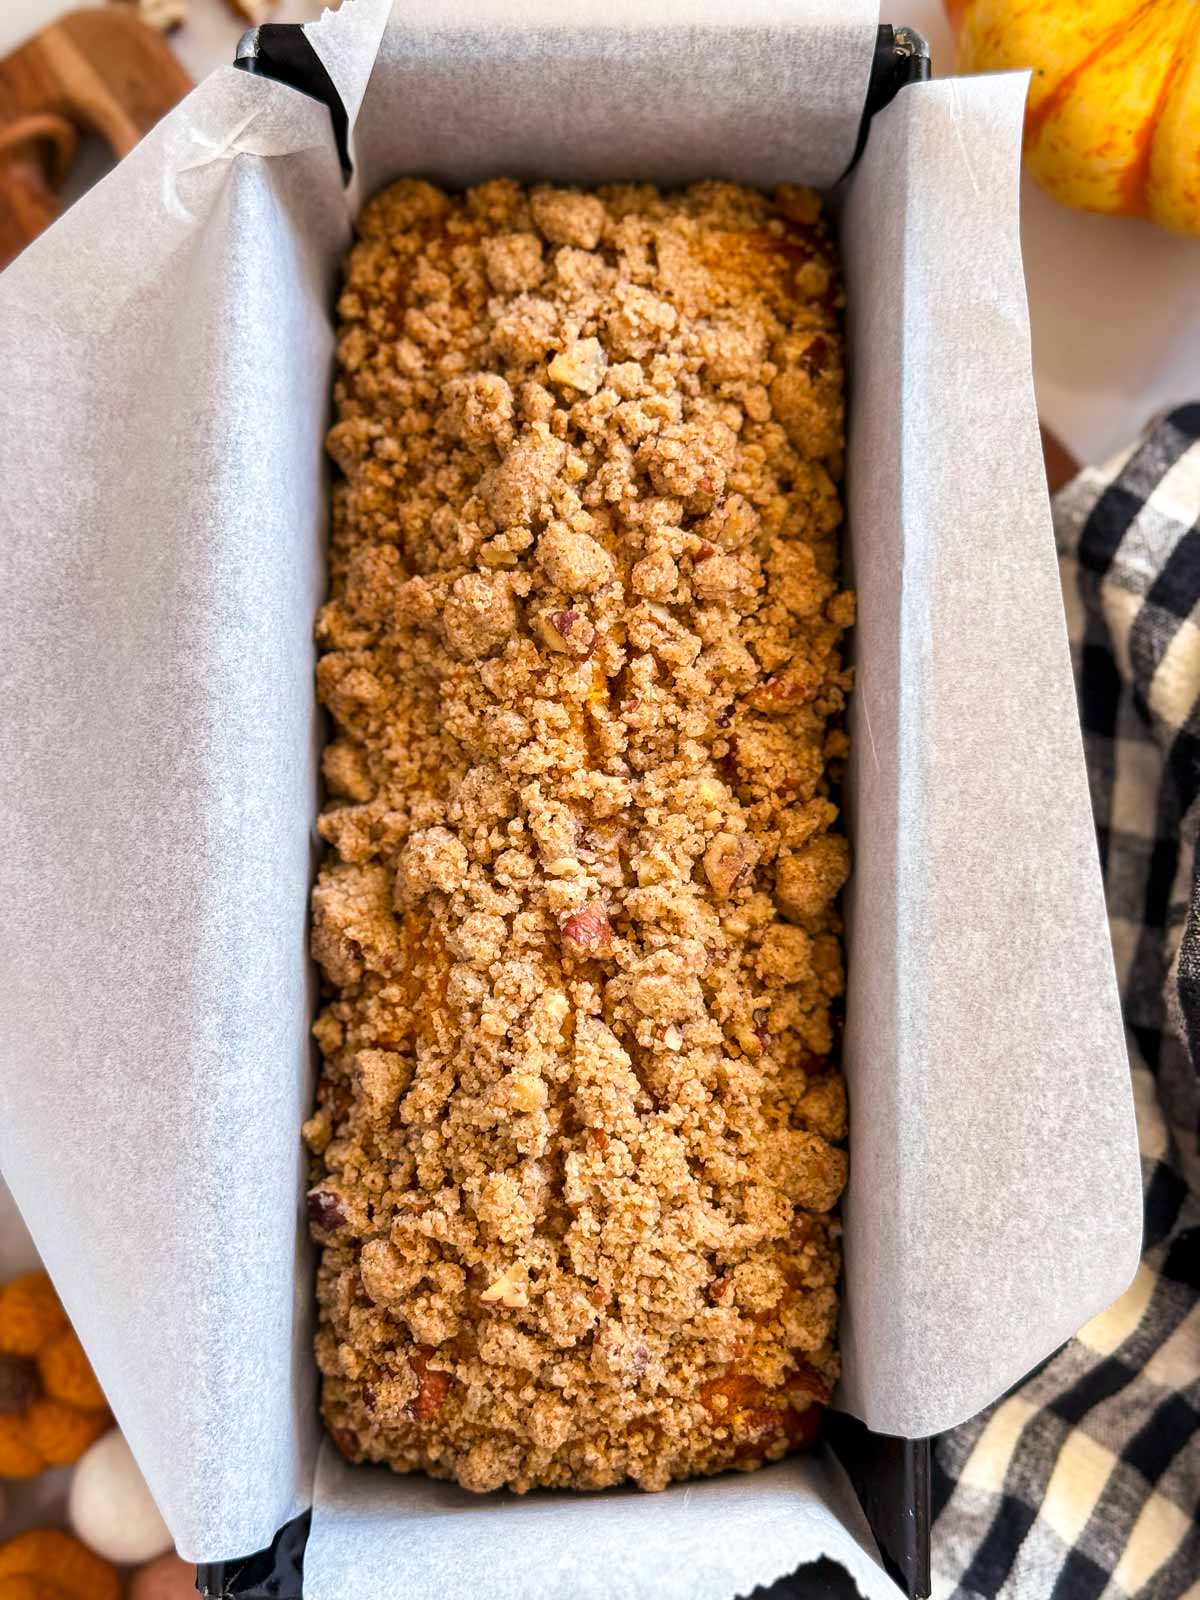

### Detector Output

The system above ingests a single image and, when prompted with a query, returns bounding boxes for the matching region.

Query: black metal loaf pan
[196,1418,930,1600]
[197,23,933,1600]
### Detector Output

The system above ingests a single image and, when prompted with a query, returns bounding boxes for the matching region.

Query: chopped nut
[406,1346,453,1421]
[548,338,607,394]
[306,1190,346,1235]
[560,903,614,957]
[329,1426,362,1461]
[703,833,759,898]
[534,608,597,658]
[507,1074,548,1113]
[747,663,822,713]
[479,1262,530,1309]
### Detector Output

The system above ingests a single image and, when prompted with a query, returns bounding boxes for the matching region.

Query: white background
[3,0,1198,465]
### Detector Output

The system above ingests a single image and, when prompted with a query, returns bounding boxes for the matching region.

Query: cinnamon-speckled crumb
[309,177,851,1495]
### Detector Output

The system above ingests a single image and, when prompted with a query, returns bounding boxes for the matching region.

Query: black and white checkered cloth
[931,407,1200,1599]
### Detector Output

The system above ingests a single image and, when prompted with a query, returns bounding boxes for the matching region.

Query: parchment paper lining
[0,2,1139,1590]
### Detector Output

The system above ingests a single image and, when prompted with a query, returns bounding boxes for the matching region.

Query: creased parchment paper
[335,0,878,209]
[0,0,1141,1591]
[305,1449,892,1600]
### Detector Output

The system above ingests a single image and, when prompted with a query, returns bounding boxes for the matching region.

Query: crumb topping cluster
[307,177,852,1494]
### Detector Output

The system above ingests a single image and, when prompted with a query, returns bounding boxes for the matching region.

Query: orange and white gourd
[946,0,1200,234]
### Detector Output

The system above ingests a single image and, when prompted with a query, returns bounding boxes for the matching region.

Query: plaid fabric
[931,407,1200,1600]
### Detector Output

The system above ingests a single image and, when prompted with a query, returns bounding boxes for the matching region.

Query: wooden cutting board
[0,7,192,270]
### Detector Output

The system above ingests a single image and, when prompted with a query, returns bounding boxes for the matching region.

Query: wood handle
[0,113,77,270]
[0,150,60,268]
[0,7,191,266]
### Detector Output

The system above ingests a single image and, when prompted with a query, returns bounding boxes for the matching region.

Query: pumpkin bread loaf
[306,178,852,1494]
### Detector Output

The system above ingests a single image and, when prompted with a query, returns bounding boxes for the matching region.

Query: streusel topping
[307,177,851,1494]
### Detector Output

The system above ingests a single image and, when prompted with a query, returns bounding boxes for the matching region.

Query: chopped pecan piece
[560,902,614,956]
[407,1347,453,1422]
[306,1189,346,1235]
[747,663,822,713]
[702,833,759,898]
[329,1425,362,1461]
[786,1360,833,1407]
[535,608,598,659]
[479,1262,530,1309]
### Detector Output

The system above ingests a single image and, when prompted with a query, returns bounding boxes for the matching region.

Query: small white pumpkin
[68,1428,173,1565]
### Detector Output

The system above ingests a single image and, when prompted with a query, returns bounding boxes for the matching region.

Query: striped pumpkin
[945,0,1200,235]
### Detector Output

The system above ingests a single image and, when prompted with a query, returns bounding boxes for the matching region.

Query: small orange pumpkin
[946,0,1200,235]
[0,1529,120,1600]
[0,1274,110,1478]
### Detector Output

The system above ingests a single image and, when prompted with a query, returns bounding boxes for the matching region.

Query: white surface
[0,4,1139,1591]
[69,1430,174,1564]
[5,0,1197,462]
